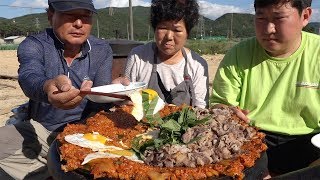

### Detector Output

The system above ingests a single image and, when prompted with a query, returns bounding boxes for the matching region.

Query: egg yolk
[107,149,134,156]
[129,88,165,121]
[142,89,158,101]
[83,133,108,144]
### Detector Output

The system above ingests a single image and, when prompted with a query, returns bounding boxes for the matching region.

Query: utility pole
[109,0,114,16]
[35,17,40,33]
[96,19,100,38]
[148,25,151,41]
[201,16,205,39]
[127,23,129,40]
[197,16,205,39]
[129,0,134,40]
[230,13,233,39]
[109,7,114,16]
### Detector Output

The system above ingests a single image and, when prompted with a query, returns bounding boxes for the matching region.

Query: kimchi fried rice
[56,105,267,180]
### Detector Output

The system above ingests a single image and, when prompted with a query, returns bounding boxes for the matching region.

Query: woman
[125,0,209,108]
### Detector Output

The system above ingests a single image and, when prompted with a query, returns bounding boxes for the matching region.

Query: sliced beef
[142,107,257,167]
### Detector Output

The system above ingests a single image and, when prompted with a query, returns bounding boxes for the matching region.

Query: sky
[0,0,319,22]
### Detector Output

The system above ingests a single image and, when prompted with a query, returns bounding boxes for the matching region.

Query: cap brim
[51,2,97,13]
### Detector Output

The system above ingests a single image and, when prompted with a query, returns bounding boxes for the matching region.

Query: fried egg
[65,132,144,164]
[64,132,123,152]
[81,151,143,165]
[129,89,165,121]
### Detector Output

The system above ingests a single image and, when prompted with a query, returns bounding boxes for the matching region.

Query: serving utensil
[52,90,131,101]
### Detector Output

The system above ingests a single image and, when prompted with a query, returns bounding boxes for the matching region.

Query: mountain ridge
[0,6,319,39]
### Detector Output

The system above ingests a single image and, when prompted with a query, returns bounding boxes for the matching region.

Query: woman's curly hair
[150,0,199,35]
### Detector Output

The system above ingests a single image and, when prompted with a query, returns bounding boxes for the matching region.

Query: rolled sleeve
[211,52,242,107]
[18,37,49,103]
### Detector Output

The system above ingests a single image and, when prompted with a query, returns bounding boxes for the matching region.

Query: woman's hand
[111,76,132,106]
[111,76,131,86]
[43,75,93,109]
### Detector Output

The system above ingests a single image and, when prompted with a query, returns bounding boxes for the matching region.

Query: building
[3,36,26,44]
[0,38,4,44]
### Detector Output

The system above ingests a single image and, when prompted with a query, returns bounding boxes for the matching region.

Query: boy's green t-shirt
[212,31,320,135]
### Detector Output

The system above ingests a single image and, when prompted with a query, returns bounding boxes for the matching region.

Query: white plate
[311,133,320,149]
[86,82,147,103]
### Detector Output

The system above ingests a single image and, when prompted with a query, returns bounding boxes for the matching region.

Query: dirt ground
[0,50,29,127]
[0,50,223,127]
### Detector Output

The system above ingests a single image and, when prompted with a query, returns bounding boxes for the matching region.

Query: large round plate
[311,133,320,149]
[86,82,147,103]
[47,139,268,180]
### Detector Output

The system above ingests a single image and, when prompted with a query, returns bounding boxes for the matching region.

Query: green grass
[0,39,240,54]
[0,44,19,50]
[185,39,239,55]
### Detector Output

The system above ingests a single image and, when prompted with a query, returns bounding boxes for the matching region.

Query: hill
[0,17,7,26]
[0,7,318,39]
[208,13,255,38]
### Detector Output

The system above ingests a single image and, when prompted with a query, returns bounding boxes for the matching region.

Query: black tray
[47,139,268,180]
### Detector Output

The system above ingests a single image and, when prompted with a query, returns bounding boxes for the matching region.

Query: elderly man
[0,0,128,179]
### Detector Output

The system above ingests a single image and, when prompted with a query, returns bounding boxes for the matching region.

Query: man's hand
[230,106,250,123]
[213,104,250,123]
[43,75,93,109]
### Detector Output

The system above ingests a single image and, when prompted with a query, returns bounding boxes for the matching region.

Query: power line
[0,4,45,10]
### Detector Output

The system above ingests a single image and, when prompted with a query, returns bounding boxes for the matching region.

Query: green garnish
[142,92,163,126]
[132,107,211,155]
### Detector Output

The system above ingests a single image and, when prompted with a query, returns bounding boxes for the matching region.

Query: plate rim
[86,82,147,103]
[311,133,320,149]
[91,82,147,94]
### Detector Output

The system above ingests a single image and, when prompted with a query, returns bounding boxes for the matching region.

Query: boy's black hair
[150,0,199,35]
[254,0,312,14]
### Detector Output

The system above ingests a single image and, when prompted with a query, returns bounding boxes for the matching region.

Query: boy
[212,0,320,175]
